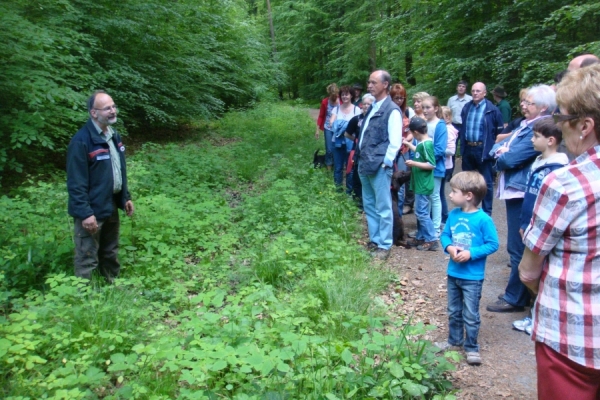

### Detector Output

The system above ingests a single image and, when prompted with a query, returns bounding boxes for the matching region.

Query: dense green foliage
[0,0,276,177]
[0,104,458,399]
[269,0,600,105]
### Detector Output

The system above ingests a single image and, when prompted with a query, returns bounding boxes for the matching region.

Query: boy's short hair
[409,117,428,134]
[450,171,487,206]
[533,117,562,143]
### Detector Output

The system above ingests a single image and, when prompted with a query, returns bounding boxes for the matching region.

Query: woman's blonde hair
[557,64,600,141]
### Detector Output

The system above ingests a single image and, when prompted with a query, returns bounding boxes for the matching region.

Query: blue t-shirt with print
[440,208,499,280]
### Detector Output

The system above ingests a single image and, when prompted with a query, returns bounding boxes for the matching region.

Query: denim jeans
[430,177,442,235]
[414,193,436,242]
[324,129,334,166]
[396,156,408,217]
[502,197,530,307]
[360,166,393,250]
[333,144,346,187]
[461,145,494,216]
[447,276,483,352]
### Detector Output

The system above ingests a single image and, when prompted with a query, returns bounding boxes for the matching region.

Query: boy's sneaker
[524,324,533,336]
[512,317,532,332]
[417,241,439,251]
[466,352,482,366]
[433,340,460,352]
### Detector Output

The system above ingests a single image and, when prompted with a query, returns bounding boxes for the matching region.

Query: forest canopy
[1,0,598,178]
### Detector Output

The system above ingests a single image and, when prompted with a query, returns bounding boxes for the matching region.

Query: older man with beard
[67,90,134,282]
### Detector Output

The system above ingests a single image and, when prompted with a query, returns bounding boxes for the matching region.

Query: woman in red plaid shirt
[519,64,600,399]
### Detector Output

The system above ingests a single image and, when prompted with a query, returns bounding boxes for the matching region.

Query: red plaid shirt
[523,145,600,369]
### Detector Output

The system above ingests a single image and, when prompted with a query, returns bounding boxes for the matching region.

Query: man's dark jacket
[67,119,131,220]
[358,96,400,175]
[459,99,504,161]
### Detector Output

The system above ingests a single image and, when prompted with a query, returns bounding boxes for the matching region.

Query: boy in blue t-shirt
[437,171,499,366]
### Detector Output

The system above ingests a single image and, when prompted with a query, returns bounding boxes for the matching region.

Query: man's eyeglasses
[552,111,580,124]
[94,105,118,112]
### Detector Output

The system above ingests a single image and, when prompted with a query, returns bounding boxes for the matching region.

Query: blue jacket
[67,119,131,220]
[492,123,540,193]
[432,120,448,178]
[519,157,568,231]
[459,99,504,161]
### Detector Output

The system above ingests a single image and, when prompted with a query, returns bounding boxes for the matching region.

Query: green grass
[0,102,456,399]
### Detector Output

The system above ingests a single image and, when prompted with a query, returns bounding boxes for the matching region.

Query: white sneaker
[512,317,532,332]
[524,324,533,335]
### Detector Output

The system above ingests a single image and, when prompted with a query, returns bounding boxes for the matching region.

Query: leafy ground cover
[0,103,457,399]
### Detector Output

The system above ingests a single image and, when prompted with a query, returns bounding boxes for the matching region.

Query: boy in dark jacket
[512,118,568,334]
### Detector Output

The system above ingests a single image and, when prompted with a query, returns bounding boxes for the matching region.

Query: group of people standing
[314,54,600,398]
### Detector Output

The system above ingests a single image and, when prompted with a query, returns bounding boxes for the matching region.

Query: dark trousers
[460,145,494,216]
[74,207,121,281]
[502,198,530,307]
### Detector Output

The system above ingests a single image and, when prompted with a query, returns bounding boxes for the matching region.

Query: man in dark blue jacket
[459,82,504,215]
[67,90,134,282]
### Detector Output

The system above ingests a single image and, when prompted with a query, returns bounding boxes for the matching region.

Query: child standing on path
[437,171,499,365]
[403,117,438,251]
[511,117,569,334]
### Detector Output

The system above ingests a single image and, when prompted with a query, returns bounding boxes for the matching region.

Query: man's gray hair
[362,93,375,103]
[87,90,107,113]
[528,85,556,114]
[380,70,392,91]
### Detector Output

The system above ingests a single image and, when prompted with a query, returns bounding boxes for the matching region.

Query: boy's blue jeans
[414,194,436,242]
[447,276,483,352]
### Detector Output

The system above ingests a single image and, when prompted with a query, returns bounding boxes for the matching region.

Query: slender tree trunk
[266,0,276,55]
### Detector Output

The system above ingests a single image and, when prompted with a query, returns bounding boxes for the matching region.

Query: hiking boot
[366,242,378,252]
[372,248,390,260]
[486,298,525,313]
[407,238,425,247]
[466,352,482,366]
[417,241,439,251]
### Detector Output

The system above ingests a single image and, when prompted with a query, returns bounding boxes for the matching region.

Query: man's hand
[82,215,98,234]
[125,200,135,217]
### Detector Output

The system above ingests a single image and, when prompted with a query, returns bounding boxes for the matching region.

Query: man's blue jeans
[360,167,393,250]
[414,193,436,242]
[447,276,483,352]
[324,129,334,167]
[502,198,530,307]
[461,145,494,216]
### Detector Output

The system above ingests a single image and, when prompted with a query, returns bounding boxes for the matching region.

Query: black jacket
[67,119,131,220]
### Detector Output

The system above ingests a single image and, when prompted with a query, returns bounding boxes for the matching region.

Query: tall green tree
[0,0,277,179]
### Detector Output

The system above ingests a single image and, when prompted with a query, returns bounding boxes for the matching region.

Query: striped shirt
[465,101,486,142]
[523,145,600,369]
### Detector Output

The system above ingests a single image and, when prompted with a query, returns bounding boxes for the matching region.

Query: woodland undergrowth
[0,103,457,399]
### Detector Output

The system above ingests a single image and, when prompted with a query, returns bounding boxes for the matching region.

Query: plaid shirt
[464,101,486,142]
[523,145,600,369]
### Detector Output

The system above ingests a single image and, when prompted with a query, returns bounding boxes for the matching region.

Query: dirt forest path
[309,109,537,399]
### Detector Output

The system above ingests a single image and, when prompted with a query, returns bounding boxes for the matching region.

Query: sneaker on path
[512,317,532,332]
[466,352,482,366]
[433,341,460,352]
[407,230,418,238]
[524,324,533,336]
